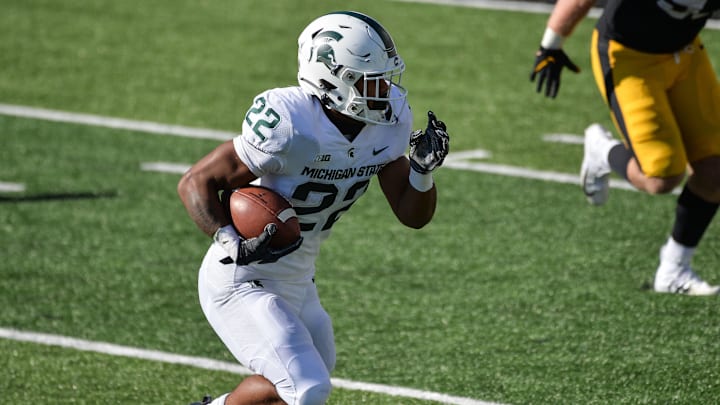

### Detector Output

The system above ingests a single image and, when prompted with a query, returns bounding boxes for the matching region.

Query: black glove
[530,47,580,98]
[256,231,303,265]
[409,111,450,174]
[218,223,303,265]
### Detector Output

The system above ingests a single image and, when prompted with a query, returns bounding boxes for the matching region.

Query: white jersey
[218,86,412,281]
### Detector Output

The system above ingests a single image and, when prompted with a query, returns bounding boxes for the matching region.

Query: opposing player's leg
[654,158,720,296]
[652,39,720,295]
[654,182,720,295]
[589,29,688,197]
[655,181,719,296]
[580,123,620,205]
[590,32,720,294]
[580,122,685,205]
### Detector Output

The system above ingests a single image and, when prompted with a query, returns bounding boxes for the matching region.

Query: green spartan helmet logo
[314,31,343,69]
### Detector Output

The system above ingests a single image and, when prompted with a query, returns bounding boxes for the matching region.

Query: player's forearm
[178,171,229,237]
[397,180,437,229]
[547,0,595,38]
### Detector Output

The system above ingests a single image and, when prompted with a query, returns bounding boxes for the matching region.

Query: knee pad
[295,380,332,405]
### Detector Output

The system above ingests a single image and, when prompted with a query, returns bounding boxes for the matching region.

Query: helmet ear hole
[341,71,357,84]
[318,79,337,91]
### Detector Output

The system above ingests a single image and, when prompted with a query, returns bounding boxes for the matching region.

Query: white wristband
[409,169,434,192]
[541,27,565,50]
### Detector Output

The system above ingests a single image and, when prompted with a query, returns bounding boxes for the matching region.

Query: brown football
[228,186,301,248]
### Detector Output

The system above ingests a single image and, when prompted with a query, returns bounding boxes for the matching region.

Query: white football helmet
[297,11,407,125]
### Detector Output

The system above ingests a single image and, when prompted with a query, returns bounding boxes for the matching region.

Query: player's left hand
[530,46,580,98]
[409,111,450,174]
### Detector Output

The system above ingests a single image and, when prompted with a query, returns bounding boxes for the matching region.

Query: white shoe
[653,245,720,296]
[580,124,619,206]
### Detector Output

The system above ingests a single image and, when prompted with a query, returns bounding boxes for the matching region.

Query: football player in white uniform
[178,11,450,405]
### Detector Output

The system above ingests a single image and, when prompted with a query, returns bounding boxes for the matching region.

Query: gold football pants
[591,30,720,177]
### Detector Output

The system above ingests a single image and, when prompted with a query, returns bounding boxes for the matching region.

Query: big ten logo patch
[314,154,331,162]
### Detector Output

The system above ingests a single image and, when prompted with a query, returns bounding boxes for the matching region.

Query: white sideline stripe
[444,156,680,195]
[442,154,639,192]
[142,157,641,194]
[140,161,191,174]
[0,327,502,405]
[542,134,584,145]
[0,327,252,374]
[392,0,603,17]
[0,99,653,196]
[141,151,636,192]
[392,0,720,29]
[0,181,25,192]
[0,104,235,141]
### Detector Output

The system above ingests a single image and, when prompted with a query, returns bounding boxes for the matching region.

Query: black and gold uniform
[591,0,720,176]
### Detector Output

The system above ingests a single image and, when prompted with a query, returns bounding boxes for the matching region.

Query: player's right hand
[257,234,303,265]
[233,223,276,265]
[530,46,580,98]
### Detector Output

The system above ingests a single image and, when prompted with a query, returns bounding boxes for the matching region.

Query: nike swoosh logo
[372,146,389,156]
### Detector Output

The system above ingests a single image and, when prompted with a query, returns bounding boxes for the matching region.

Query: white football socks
[661,237,695,266]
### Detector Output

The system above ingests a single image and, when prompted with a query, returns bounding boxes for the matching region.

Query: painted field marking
[140,153,640,194]
[0,104,234,141]
[443,151,638,192]
[141,146,636,194]
[393,0,602,17]
[0,327,503,405]
[391,0,720,29]
[140,161,191,174]
[0,103,650,196]
[0,182,25,192]
[542,133,584,145]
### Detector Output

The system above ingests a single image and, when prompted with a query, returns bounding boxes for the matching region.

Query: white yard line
[0,182,25,192]
[390,0,720,29]
[392,0,603,17]
[0,103,639,195]
[0,103,235,141]
[443,154,639,192]
[0,327,503,405]
[140,161,191,174]
[542,133,584,145]
[141,151,640,193]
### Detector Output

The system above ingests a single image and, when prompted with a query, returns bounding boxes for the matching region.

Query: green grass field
[2,0,720,404]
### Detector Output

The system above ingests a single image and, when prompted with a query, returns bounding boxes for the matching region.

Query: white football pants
[197,244,336,405]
